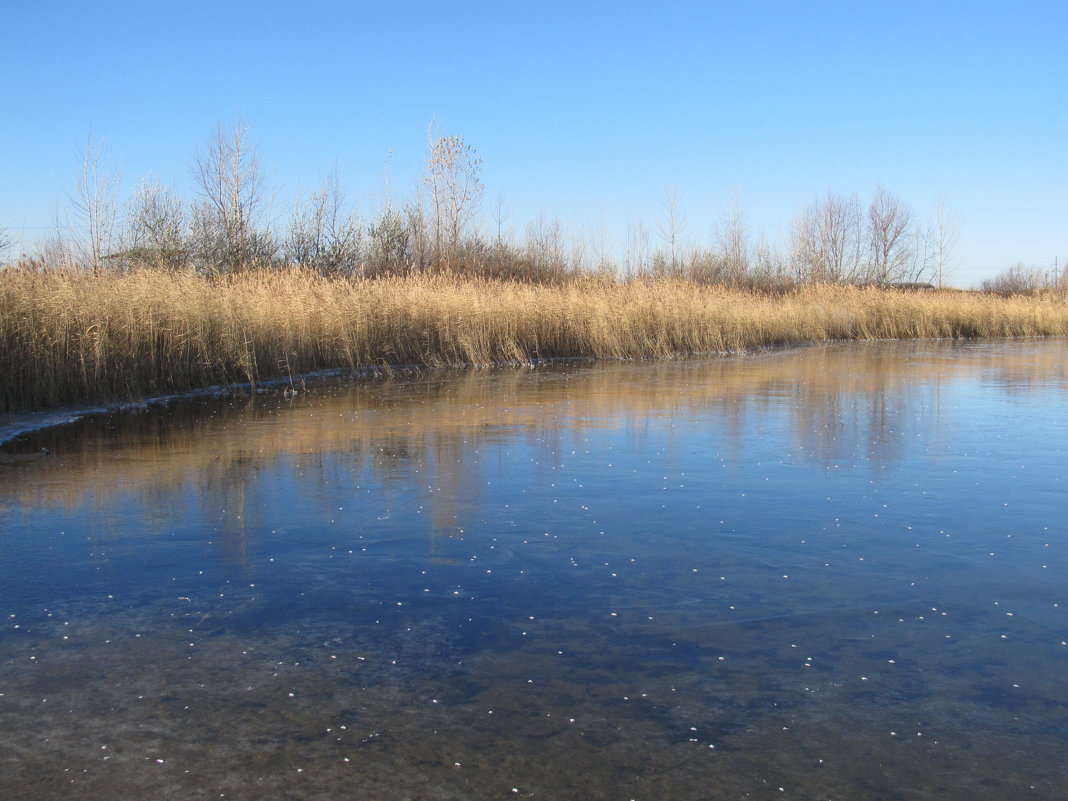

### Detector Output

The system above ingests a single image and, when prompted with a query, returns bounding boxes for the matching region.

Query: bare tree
[284,191,321,268]
[403,200,430,272]
[70,134,122,270]
[592,208,613,274]
[923,196,961,288]
[792,192,862,283]
[749,233,788,287]
[981,263,1053,294]
[656,187,686,275]
[866,185,915,284]
[190,123,274,272]
[366,204,413,276]
[820,192,862,282]
[425,132,484,268]
[491,190,512,247]
[790,203,820,284]
[624,217,650,278]
[526,211,567,279]
[285,167,363,274]
[716,190,749,284]
[365,150,419,274]
[124,177,187,269]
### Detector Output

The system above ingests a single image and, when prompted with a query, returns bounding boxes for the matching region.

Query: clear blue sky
[2,0,1065,286]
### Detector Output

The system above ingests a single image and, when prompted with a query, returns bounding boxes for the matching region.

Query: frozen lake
[1,339,1066,800]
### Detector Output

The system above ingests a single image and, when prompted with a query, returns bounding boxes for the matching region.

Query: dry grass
[2,267,1066,413]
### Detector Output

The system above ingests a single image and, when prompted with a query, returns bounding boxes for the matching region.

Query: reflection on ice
[0,339,1066,800]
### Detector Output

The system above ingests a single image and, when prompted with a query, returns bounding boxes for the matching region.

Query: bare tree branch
[190,122,274,272]
[69,133,122,270]
[656,187,686,275]
[425,133,484,269]
[925,196,961,288]
[866,185,915,284]
[716,191,749,284]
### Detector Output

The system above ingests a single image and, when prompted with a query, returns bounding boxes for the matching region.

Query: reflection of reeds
[4,339,1065,516]
[2,268,1067,412]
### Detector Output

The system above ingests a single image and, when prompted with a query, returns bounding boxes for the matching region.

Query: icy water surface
[1,340,1066,801]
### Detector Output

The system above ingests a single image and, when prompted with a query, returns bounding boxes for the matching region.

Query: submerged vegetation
[2,123,1066,414]
[2,267,1066,414]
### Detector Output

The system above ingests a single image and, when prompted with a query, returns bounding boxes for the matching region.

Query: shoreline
[1,335,1058,447]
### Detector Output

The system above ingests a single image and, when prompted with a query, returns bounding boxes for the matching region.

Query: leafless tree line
[6,124,981,288]
[645,185,963,288]
[7,124,483,277]
[980,261,1068,295]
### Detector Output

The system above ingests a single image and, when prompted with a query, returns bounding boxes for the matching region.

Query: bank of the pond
[3,268,1067,413]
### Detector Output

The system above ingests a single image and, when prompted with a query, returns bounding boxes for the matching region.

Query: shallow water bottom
[3,537,1065,800]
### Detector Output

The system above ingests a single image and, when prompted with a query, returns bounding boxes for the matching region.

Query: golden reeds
[2,268,1066,413]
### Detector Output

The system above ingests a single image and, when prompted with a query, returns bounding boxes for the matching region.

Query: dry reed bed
[2,268,1066,413]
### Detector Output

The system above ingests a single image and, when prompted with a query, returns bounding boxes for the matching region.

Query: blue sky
[2,0,1064,285]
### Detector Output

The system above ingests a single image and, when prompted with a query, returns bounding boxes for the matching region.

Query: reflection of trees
[371,438,416,479]
[783,345,929,467]
[986,344,1068,398]
[3,340,1065,550]
[426,433,483,537]
[210,453,255,568]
